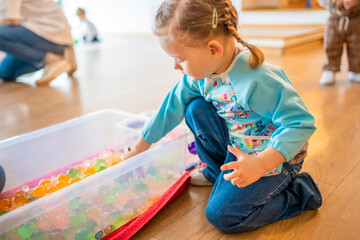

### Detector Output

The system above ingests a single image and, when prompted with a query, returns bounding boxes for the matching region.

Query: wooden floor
[1,34,359,240]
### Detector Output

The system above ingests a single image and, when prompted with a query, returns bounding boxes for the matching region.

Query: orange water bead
[84,166,96,175]
[46,185,57,194]
[14,190,26,196]
[37,215,53,230]
[13,194,26,207]
[39,178,53,188]
[0,198,10,210]
[32,185,47,198]
[47,207,64,221]
[56,180,68,190]
[115,192,129,204]
[57,173,70,183]
[68,177,81,185]
[53,214,69,229]
[85,207,99,220]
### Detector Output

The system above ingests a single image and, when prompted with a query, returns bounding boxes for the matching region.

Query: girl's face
[159,35,220,81]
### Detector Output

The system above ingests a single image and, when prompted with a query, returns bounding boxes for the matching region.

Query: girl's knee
[205,203,249,233]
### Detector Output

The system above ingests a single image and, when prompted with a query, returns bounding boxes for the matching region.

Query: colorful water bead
[67,168,82,179]
[70,211,87,227]
[53,214,69,229]
[0,209,9,216]
[30,229,51,240]
[68,177,81,185]
[70,197,84,210]
[18,222,38,239]
[32,185,47,198]
[75,228,94,240]
[36,215,53,230]
[0,198,11,210]
[57,173,70,183]
[95,159,107,172]
[25,194,38,203]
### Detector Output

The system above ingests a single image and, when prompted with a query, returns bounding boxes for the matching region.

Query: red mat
[104,171,191,240]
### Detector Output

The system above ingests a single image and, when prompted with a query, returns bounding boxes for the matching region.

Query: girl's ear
[207,40,223,59]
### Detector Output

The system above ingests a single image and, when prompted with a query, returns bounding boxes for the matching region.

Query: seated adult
[0,0,77,85]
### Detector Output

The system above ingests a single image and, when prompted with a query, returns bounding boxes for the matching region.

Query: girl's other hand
[220,145,266,188]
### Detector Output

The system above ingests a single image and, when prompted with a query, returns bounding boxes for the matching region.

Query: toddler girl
[125,0,322,233]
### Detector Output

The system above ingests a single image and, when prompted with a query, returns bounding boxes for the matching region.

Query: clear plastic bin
[0,110,187,240]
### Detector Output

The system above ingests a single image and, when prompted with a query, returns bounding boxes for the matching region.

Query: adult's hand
[0,19,19,25]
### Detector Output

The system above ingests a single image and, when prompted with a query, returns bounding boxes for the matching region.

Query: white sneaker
[36,59,71,85]
[320,70,335,86]
[190,168,214,187]
[349,72,360,83]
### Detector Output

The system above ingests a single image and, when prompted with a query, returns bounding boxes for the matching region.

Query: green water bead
[76,203,92,212]
[155,175,164,184]
[81,219,97,231]
[135,182,147,192]
[18,222,38,239]
[4,228,18,239]
[70,197,84,210]
[71,211,87,227]
[30,229,50,240]
[103,194,115,204]
[106,210,126,227]
[0,209,9,216]
[67,168,82,179]
[113,183,124,191]
[63,226,79,239]
[75,228,95,240]
[146,166,159,176]
[95,159,106,172]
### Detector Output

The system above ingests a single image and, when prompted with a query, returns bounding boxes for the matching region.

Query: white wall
[62,0,242,35]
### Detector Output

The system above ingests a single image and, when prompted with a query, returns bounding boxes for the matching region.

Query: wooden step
[240,26,324,55]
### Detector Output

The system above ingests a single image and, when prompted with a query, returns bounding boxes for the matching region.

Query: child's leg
[323,16,345,72]
[185,97,232,183]
[346,17,360,73]
[205,161,322,233]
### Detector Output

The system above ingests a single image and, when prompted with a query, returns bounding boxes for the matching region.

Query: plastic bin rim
[0,109,149,148]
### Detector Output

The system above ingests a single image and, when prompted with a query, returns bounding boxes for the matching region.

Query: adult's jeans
[185,97,322,233]
[0,25,67,81]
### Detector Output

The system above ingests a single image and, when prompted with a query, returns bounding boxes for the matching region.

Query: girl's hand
[123,136,152,161]
[220,145,267,188]
[343,0,356,10]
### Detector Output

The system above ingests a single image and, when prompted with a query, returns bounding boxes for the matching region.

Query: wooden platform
[240,26,324,55]
[1,34,360,240]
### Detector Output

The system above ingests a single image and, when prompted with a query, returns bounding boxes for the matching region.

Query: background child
[76,8,99,43]
[124,0,322,233]
[318,0,360,85]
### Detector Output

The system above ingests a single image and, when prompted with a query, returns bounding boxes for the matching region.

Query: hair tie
[242,40,248,47]
[212,8,218,29]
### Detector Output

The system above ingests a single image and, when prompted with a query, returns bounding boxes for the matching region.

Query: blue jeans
[0,25,67,81]
[185,98,322,233]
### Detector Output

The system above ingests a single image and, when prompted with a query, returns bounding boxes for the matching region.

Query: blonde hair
[153,0,264,69]
[76,8,86,18]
